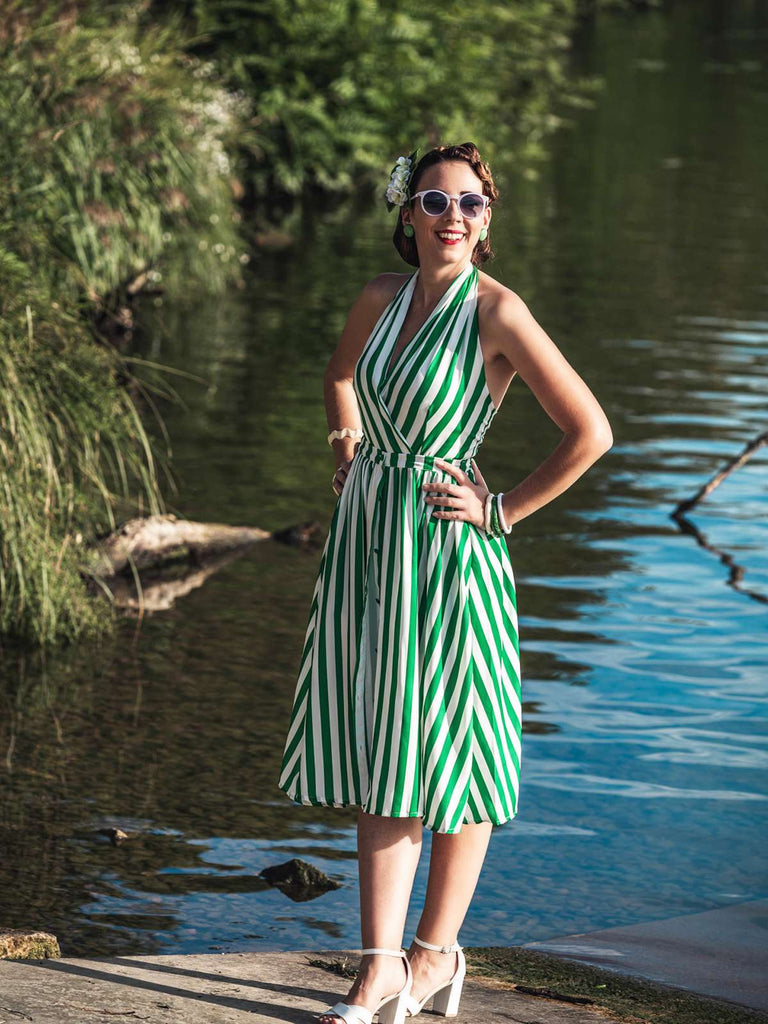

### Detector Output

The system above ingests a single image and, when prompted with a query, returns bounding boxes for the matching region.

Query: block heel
[404,935,465,1018]
[429,965,465,1016]
[314,946,413,1024]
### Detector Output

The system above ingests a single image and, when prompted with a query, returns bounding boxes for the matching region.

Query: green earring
[479,226,488,241]
[403,223,414,238]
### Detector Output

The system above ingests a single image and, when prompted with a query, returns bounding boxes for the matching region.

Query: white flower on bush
[119,43,142,68]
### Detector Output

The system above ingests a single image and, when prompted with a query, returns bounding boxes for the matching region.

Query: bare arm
[325,274,402,470]
[488,290,614,527]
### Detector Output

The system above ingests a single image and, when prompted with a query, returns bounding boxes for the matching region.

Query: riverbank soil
[464,945,767,1024]
[520,898,768,1014]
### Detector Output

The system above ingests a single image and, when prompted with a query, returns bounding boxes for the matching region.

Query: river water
[1,0,766,964]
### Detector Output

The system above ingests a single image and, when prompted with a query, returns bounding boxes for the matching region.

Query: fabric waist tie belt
[357,436,473,472]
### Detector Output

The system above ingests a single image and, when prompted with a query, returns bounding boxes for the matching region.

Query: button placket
[353,487,382,793]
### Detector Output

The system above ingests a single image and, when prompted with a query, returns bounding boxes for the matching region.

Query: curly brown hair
[393,142,499,268]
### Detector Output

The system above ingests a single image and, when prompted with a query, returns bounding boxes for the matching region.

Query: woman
[278,142,613,1024]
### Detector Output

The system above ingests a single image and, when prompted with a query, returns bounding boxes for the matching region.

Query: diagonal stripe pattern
[278,263,522,833]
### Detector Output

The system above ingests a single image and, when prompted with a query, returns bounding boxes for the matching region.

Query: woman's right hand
[332,457,355,496]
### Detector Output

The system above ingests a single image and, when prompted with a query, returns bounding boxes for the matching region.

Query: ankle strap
[413,935,462,953]
[360,947,405,957]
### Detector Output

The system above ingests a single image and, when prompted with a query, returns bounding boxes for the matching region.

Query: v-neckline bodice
[382,263,475,385]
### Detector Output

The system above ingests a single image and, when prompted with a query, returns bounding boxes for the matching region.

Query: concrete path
[523,897,768,1011]
[0,948,620,1024]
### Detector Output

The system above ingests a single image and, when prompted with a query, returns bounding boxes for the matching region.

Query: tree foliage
[176,0,611,199]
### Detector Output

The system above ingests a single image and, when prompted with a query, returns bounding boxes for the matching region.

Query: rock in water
[259,858,341,901]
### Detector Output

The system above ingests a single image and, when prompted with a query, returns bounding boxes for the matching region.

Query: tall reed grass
[0,1,255,645]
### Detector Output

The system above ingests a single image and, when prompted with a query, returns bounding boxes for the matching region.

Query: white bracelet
[484,492,494,533]
[328,427,364,446]
[496,492,513,534]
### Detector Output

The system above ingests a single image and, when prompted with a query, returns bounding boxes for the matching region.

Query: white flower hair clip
[385,147,419,210]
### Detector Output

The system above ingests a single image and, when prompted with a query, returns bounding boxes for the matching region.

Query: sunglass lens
[459,194,485,218]
[422,191,449,216]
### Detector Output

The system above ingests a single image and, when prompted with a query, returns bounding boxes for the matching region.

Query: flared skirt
[277,450,522,834]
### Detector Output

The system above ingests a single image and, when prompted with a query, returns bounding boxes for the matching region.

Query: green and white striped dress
[278,261,522,834]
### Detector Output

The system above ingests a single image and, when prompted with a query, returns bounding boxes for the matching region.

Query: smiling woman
[277,142,613,1024]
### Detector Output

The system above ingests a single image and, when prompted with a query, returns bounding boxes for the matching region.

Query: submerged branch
[80,514,325,613]
[83,513,324,578]
[671,428,768,605]
[672,429,768,515]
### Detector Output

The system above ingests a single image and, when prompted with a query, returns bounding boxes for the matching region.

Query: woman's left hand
[422,457,490,529]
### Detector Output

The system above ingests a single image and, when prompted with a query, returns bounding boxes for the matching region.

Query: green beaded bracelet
[495,492,513,535]
[489,496,503,537]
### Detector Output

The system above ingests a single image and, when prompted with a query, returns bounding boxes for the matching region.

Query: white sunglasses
[410,189,490,219]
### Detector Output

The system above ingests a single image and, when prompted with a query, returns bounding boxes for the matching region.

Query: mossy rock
[0,929,61,960]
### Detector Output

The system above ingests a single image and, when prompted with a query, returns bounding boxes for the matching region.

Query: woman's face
[402,160,491,268]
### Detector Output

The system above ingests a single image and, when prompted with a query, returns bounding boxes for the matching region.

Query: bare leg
[405,821,493,1004]
[317,809,422,1024]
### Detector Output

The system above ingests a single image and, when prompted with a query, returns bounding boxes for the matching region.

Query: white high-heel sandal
[314,947,413,1024]
[404,935,466,1018]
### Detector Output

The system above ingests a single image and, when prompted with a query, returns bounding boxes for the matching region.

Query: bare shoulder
[361,271,411,315]
[477,268,517,305]
[325,272,410,380]
[352,271,411,339]
[476,269,532,368]
[476,268,613,446]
